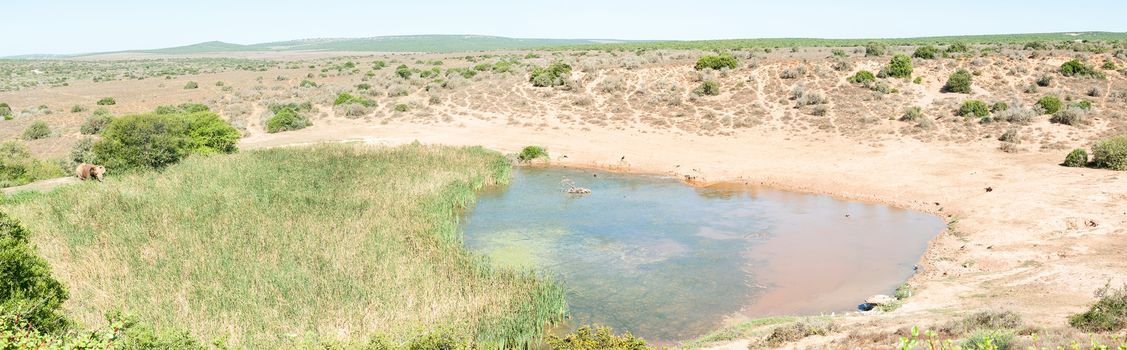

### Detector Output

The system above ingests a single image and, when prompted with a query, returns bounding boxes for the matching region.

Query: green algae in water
[461,167,943,343]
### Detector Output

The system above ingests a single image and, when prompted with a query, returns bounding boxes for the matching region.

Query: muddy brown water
[460,167,944,344]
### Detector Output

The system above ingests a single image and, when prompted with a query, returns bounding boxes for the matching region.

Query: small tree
[22,121,51,140]
[943,69,973,93]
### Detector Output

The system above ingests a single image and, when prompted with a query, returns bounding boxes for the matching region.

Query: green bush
[958,100,990,118]
[1102,59,1118,70]
[986,102,1007,113]
[694,55,738,70]
[0,212,69,332]
[546,325,650,350]
[96,97,116,106]
[154,103,209,115]
[183,81,198,89]
[960,329,1014,350]
[93,111,239,170]
[1036,95,1062,114]
[334,92,375,107]
[1069,283,1127,332]
[1092,135,1127,170]
[864,42,887,57]
[947,42,969,53]
[517,145,548,162]
[70,105,85,113]
[80,110,113,135]
[0,103,11,117]
[394,103,410,112]
[912,45,939,59]
[694,80,720,96]
[21,121,51,140]
[880,54,913,78]
[69,137,97,166]
[356,83,371,90]
[265,108,311,133]
[395,65,412,79]
[299,79,318,88]
[901,106,923,121]
[0,141,64,187]
[943,69,973,93]
[1063,148,1089,167]
[529,62,572,87]
[848,70,876,85]
[1060,59,1105,79]
[267,101,313,114]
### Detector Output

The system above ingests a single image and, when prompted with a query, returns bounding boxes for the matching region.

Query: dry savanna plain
[3,36,1127,349]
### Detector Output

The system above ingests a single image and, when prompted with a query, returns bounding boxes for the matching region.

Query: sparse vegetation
[96,97,116,106]
[333,92,375,107]
[0,141,64,187]
[694,55,737,70]
[694,80,720,96]
[764,319,836,346]
[943,69,973,93]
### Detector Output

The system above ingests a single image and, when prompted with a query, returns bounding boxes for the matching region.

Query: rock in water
[865,294,897,306]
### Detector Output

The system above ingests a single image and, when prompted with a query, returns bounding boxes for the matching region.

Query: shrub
[943,69,973,93]
[529,62,572,87]
[1063,148,1089,167]
[265,108,311,133]
[848,70,876,85]
[0,141,64,187]
[334,92,375,107]
[1072,100,1092,110]
[394,103,410,112]
[267,101,313,114]
[958,100,990,118]
[517,145,548,162]
[901,106,923,121]
[1069,283,1127,332]
[299,79,318,88]
[795,90,826,106]
[69,137,97,166]
[960,329,1014,350]
[96,97,116,106]
[1092,135,1127,170]
[913,45,939,59]
[994,106,1036,124]
[0,211,69,332]
[547,325,650,350]
[155,103,209,115]
[93,111,239,170]
[780,67,805,79]
[80,110,113,135]
[395,65,412,79]
[1060,59,1105,78]
[1087,87,1103,97]
[694,55,737,70]
[879,54,913,78]
[998,129,1018,143]
[1102,59,1119,70]
[1036,95,1062,114]
[990,101,1008,112]
[356,83,371,91]
[947,42,969,53]
[765,320,836,345]
[22,121,51,140]
[0,103,10,117]
[183,81,198,89]
[864,42,887,56]
[1036,75,1052,87]
[70,105,85,113]
[694,80,720,96]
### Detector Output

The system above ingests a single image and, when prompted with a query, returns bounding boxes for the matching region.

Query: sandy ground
[235,116,1127,348]
[4,48,1127,348]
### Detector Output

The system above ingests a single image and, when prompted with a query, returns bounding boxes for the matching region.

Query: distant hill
[120,35,624,55]
[549,32,1127,51]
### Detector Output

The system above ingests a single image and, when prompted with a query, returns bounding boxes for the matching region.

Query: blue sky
[3,0,1125,56]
